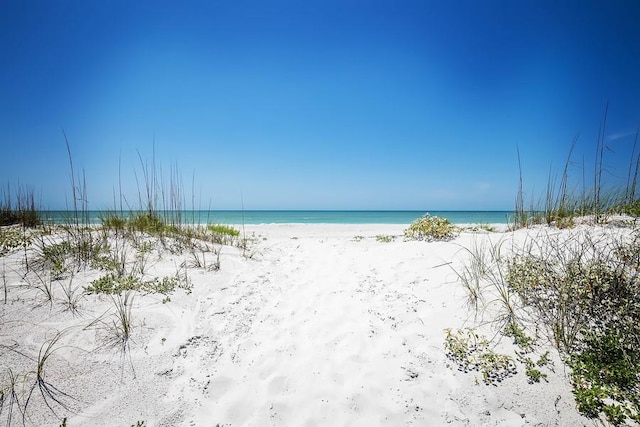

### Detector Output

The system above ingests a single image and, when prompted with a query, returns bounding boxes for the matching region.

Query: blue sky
[2,0,640,210]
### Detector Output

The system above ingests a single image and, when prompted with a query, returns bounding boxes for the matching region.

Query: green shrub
[620,199,640,217]
[100,213,128,231]
[0,227,32,255]
[404,214,457,241]
[86,273,191,296]
[129,212,168,234]
[569,330,640,425]
[207,224,240,237]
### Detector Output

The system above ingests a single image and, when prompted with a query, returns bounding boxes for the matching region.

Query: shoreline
[34,210,515,226]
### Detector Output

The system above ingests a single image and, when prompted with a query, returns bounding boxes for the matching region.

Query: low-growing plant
[444,328,517,385]
[503,322,535,354]
[128,212,168,235]
[446,323,554,388]
[185,242,219,270]
[99,212,128,234]
[568,329,640,425]
[86,270,191,296]
[620,199,640,217]
[0,227,33,256]
[375,234,394,243]
[404,214,457,241]
[208,224,240,237]
[522,357,548,384]
[463,223,497,233]
[36,240,71,279]
[85,274,143,294]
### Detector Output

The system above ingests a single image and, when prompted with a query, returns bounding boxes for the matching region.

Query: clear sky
[2,0,640,210]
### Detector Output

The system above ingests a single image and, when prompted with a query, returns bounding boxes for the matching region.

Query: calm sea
[40,210,513,225]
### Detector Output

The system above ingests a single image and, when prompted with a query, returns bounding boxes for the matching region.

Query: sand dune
[1,224,598,426]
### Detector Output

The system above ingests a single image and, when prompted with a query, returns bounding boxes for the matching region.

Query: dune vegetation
[447,119,640,426]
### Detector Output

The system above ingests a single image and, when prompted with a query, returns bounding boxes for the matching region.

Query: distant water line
[38,210,514,225]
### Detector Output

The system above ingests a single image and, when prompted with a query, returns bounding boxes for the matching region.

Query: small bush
[620,199,640,217]
[100,213,128,231]
[404,214,457,241]
[129,212,168,235]
[0,227,32,255]
[569,330,640,425]
[207,224,240,237]
[85,273,191,296]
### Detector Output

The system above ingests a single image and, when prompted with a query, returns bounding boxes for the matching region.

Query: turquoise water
[40,210,514,225]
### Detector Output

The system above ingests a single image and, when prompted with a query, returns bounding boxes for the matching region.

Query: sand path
[160,227,479,426]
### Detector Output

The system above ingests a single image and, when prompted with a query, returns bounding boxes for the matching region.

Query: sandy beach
[2,222,628,426]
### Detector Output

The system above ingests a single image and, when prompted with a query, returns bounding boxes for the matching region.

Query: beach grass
[512,108,639,229]
[0,142,253,425]
[0,184,40,228]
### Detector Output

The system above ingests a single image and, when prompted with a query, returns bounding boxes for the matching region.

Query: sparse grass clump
[0,186,40,227]
[404,214,457,241]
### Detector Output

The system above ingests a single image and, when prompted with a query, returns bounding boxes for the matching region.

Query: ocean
[39,210,514,225]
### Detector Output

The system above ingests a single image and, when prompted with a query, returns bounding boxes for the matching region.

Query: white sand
[1,223,599,426]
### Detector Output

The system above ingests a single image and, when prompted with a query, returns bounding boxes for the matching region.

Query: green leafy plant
[0,227,32,255]
[375,234,394,243]
[404,214,457,241]
[207,224,240,237]
[568,330,640,425]
[444,328,517,385]
[86,271,191,296]
[445,324,554,387]
[503,322,535,354]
